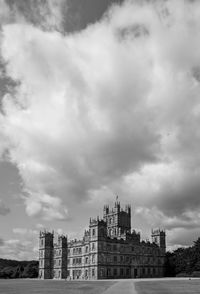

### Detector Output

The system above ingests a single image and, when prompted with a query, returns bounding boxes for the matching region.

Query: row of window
[99,267,158,277]
[99,254,130,263]
[54,249,62,256]
[54,259,62,266]
[68,268,95,278]
[68,243,96,255]
[105,267,130,277]
[69,254,96,265]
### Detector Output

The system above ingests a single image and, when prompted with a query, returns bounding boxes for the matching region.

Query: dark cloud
[63,0,123,32]
[3,0,123,33]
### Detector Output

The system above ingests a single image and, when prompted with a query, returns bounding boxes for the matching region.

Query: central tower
[103,200,131,238]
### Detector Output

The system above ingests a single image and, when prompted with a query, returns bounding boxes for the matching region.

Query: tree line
[165,237,200,277]
[0,259,38,279]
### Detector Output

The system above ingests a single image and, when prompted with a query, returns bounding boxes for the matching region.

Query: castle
[39,200,166,280]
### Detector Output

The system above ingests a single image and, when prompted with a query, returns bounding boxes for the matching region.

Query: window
[92,268,95,277]
[113,244,117,251]
[41,239,44,246]
[107,244,111,251]
[107,268,111,276]
[85,270,88,278]
[59,259,61,266]
[73,258,76,264]
[126,268,130,276]
[107,255,112,263]
[100,268,104,277]
[67,259,70,264]
[114,256,117,263]
[120,268,124,276]
[92,254,95,263]
[59,249,62,255]
[114,268,117,276]
[92,229,96,236]
[85,257,88,264]
[85,246,88,253]
[120,256,123,263]
[92,243,95,251]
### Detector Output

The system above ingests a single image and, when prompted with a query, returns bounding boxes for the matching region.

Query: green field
[0,279,116,294]
[135,279,200,294]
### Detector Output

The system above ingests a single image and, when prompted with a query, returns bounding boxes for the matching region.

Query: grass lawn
[0,279,116,294]
[135,279,200,294]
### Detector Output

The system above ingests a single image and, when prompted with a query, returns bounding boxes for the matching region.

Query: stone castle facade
[39,201,166,280]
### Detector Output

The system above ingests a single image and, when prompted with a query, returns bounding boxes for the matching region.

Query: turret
[151,229,166,253]
[53,235,68,279]
[103,205,109,219]
[103,199,131,238]
[39,231,54,279]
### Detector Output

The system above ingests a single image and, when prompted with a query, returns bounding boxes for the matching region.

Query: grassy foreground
[0,279,116,294]
[135,279,200,294]
[1,278,200,294]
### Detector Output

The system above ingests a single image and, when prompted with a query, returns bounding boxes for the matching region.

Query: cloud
[13,227,38,235]
[0,238,36,260]
[0,227,40,260]
[23,191,68,221]
[0,237,4,246]
[0,0,200,247]
[0,199,10,215]
[0,0,68,31]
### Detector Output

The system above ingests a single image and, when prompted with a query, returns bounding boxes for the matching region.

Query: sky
[0,0,200,260]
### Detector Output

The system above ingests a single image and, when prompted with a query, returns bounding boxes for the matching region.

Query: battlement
[39,230,54,238]
[151,228,166,251]
[89,217,106,226]
[152,228,165,235]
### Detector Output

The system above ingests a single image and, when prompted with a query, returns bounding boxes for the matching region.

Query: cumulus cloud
[0,0,68,31]
[0,238,36,260]
[0,0,200,247]
[23,191,68,220]
[0,228,38,260]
